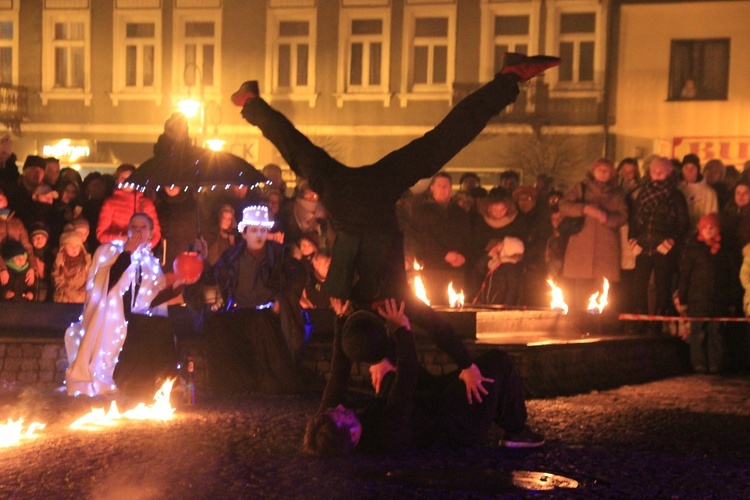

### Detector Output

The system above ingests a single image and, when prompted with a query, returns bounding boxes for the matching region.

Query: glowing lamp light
[0,419,45,448]
[448,281,464,308]
[587,278,610,315]
[547,279,569,315]
[205,138,226,151]
[177,98,201,118]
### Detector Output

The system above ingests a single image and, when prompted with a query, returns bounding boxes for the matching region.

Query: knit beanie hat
[1,238,26,261]
[71,217,90,231]
[697,213,721,254]
[59,230,84,250]
[28,221,50,240]
[341,310,388,363]
[682,153,701,168]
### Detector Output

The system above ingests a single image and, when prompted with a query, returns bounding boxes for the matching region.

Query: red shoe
[231,80,260,107]
[500,53,561,82]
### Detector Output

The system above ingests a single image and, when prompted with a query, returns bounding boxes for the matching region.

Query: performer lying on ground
[65,213,188,397]
[232,53,560,403]
[303,298,544,456]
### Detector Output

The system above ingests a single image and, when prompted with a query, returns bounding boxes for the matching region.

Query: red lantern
[173,251,204,283]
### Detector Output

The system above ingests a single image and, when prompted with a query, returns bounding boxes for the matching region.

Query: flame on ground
[587,278,610,314]
[412,259,430,306]
[0,419,45,448]
[448,281,464,308]
[70,379,176,430]
[547,279,569,315]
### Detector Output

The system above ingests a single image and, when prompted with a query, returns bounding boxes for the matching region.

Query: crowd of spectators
[1,128,748,373]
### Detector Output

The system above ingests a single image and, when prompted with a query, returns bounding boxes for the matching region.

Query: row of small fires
[411,259,609,315]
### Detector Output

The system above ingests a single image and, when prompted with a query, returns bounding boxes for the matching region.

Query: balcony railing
[453,80,604,127]
[0,84,29,133]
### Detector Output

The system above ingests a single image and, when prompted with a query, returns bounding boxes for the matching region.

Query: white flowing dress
[64,241,167,396]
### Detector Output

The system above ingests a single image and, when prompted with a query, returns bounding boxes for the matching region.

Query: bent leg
[439,349,528,445]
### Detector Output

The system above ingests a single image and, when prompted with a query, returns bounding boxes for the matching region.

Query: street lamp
[178,62,205,145]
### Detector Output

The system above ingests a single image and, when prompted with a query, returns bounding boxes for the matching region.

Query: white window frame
[545,0,606,100]
[0,3,18,86]
[172,7,222,107]
[265,7,318,107]
[398,2,456,107]
[110,8,162,106]
[479,0,541,81]
[41,8,92,106]
[335,7,391,108]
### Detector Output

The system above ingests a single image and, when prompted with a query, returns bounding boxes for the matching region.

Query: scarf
[5,256,28,272]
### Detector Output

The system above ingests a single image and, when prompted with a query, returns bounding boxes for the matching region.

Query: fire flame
[0,419,45,448]
[412,259,430,306]
[547,279,569,314]
[587,278,610,314]
[70,379,176,430]
[448,281,464,308]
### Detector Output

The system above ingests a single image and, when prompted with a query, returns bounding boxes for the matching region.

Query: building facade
[4,0,615,188]
[610,0,750,169]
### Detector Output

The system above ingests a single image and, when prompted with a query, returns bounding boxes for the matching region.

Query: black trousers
[114,314,178,396]
[203,309,297,395]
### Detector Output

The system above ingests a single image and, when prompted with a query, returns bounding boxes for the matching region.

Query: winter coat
[0,265,34,301]
[201,241,308,360]
[52,251,91,303]
[411,197,471,271]
[679,179,718,229]
[96,189,161,248]
[631,178,690,255]
[559,174,627,281]
[678,237,736,317]
[0,213,39,274]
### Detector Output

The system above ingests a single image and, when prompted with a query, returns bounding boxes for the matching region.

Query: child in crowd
[301,251,332,309]
[475,236,525,306]
[52,229,91,303]
[28,221,54,302]
[67,217,93,254]
[0,239,35,301]
[676,213,735,373]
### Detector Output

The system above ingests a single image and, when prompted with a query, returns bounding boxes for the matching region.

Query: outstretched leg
[366,74,521,193]
[240,97,345,193]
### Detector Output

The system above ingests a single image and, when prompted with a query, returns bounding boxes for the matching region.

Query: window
[266,7,317,105]
[173,8,222,100]
[545,0,606,95]
[41,8,91,105]
[400,3,456,106]
[336,7,391,107]
[480,1,540,81]
[668,39,729,101]
[111,8,162,105]
[0,6,16,86]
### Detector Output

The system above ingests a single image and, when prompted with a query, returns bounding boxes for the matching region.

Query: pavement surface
[0,374,748,499]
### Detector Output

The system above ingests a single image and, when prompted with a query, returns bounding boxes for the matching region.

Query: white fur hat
[237,205,274,232]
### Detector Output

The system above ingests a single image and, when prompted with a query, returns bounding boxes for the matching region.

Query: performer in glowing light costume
[65,213,185,397]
